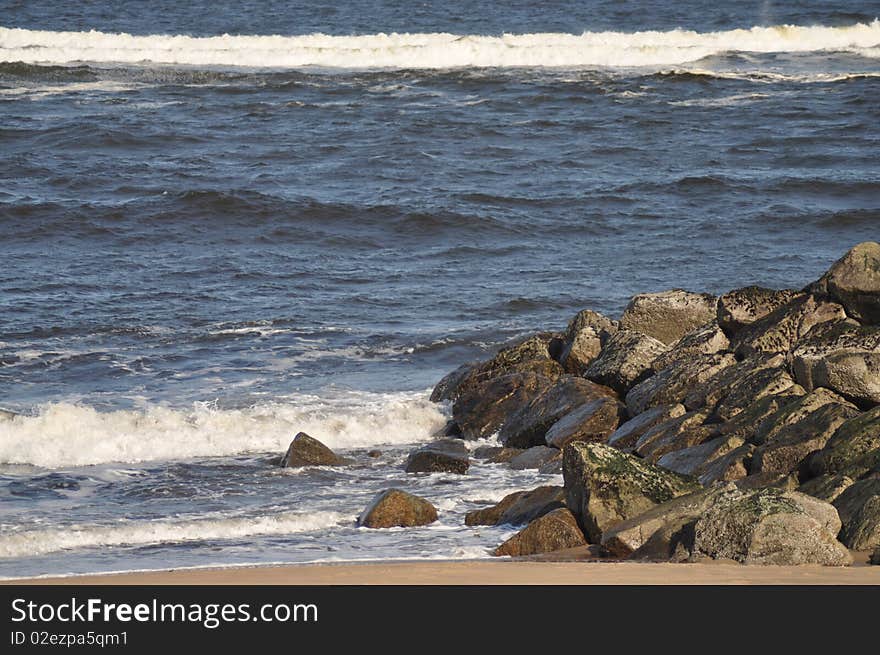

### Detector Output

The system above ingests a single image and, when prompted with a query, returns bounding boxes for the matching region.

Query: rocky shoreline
[284,242,880,567]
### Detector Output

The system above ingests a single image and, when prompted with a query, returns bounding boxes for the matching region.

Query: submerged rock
[405,439,470,474]
[583,330,668,395]
[544,397,626,449]
[619,289,717,346]
[562,442,700,542]
[811,241,880,325]
[281,432,344,468]
[493,508,587,557]
[465,486,565,527]
[716,287,801,337]
[559,309,618,375]
[692,487,851,566]
[357,489,438,528]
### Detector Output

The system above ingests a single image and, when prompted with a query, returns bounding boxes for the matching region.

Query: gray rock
[698,444,755,486]
[405,439,470,474]
[559,309,618,375]
[472,445,505,460]
[789,319,880,407]
[498,376,616,448]
[684,353,787,412]
[833,478,880,552]
[493,508,588,557]
[509,446,561,471]
[486,447,525,464]
[810,406,880,478]
[711,365,802,423]
[281,432,344,468]
[730,294,847,358]
[713,392,804,443]
[717,287,801,336]
[692,487,852,566]
[357,489,438,528]
[465,486,565,526]
[633,409,714,463]
[657,435,747,478]
[563,442,700,542]
[650,321,730,373]
[811,241,880,325]
[583,330,668,395]
[544,397,626,449]
[619,289,717,346]
[607,404,687,451]
[625,352,736,417]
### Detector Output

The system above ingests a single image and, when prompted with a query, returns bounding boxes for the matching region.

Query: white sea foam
[0,390,447,467]
[0,510,346,558]
[1,22,878,69]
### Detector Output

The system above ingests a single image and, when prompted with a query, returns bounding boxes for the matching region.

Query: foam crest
[1,22,879,69]
[0,391,447,467]
[0,510,346,558]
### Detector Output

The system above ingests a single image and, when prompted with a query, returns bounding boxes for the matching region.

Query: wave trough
[1,22,879,69]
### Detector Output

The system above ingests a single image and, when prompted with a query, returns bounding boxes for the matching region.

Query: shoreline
[5,555,880,586]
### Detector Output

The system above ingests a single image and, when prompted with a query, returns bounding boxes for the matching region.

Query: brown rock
[357,489,438,528]
[833,478,880,552]
[717,287,802,336]
[697,444,754,486]
[465,486,565,526]
[472,445,504,460]
[650,321,730,372]
[619,289,717,345]
[684,354,787,412]
[486,447,525,464]
[281,432,344,468]
[607,403,687,451]
[493,508,588,557]
[811,241,880,324]
[509,446,561,471]
[583,330,669,395]
[657,435,747,478]
[810,406,880,478]
[797,473,856,503]
[559,309,618,375]
[633,410,714,463]
[405,439,470,474]
[544,397,626,449]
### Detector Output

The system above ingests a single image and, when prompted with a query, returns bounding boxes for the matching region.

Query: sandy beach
[6,556,880,586]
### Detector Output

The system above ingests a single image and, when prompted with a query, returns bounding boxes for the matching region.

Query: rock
[692,487,852,565]
[544,397,626,449]
[713,392,804,443]
[357,489,438,528]
[717,287,802,336]
[619,289,717,346]
[563,442,700,542]
[465,486,565,526]
[730,294,847,358]
[281,432,344,468]
[493,508,588,557]
[486,447,525,464]
[583,330,668,395]
[633,410,714,463]
[650,321,730,372]
[697,444,754,486]
[734,472,800,492]
[431,332,564,403]
[810,406,880,478]
[432,420,462,438]
[750,389,859,477]
[607,404,687,451]
[405,439,470,474]
[538,457,564,475]
[452,370,559,440]
[559,310,617,374]
[789,319,880,407]
[711,366,802,423]
[872,546,880,565]
[367,449,382,458]
[657,435,747,478]
[684,354,787,412]
[601,486,726,558]
[472,445,504,460]
[498,376,616,448]
[833,478,880,551]
[797,473,856,503]
[509,446,561,471]
[811,241,880,324]
[625,353,736,417]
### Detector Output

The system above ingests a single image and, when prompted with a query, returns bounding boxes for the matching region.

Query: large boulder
[716,287,801,336]
[431,332,564,403]
[833,478,880,552]
[750,389,859,477]
[562,442,700,542]
[633,410,714,463]
[544,397,626,449]
[508,446,561,471]
[712,392,804,443]
[281,432,344,468]
[465,486,565,526]
[650,321,730,373]
[493,508,588,557]
[797,472,856,504]
[657,435,747,478]
[789,319,880,407]
[357,489,438,528]
[710,366,802,423]
[607,403,687,451]
[684,354,788,412]
[625,353,736,417]
[730,294,846,358]
[583,330,668,395]
[692,487,851,566]
[405,439,470,474]
[810,406,880,478]
[498,376,616,448]
[811,241,880,324]
[619,289,717,345]
[558,310,617,375]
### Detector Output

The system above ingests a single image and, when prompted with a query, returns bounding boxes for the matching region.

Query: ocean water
[1,0,879,578]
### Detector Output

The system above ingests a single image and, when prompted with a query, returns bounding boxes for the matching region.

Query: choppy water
[1,0,879,578]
